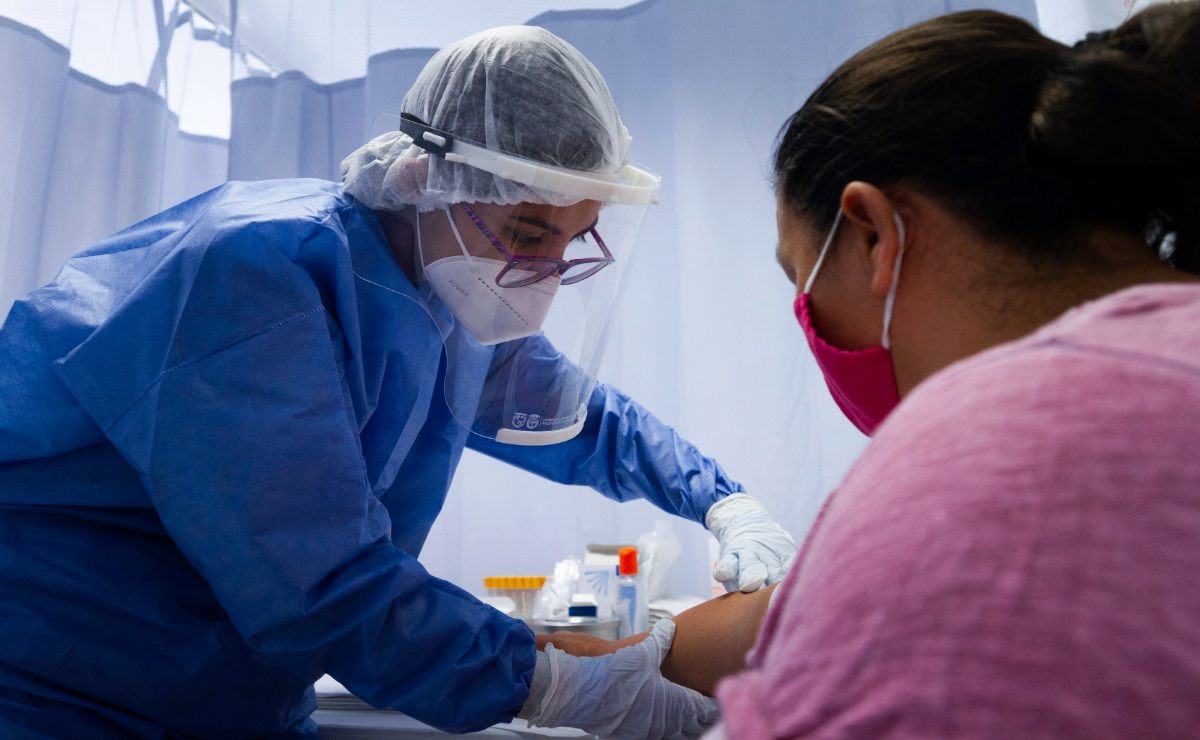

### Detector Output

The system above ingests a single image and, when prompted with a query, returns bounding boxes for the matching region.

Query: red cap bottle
[618,546,639,576]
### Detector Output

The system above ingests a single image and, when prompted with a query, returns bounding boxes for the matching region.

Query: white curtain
[2,0,1124,599]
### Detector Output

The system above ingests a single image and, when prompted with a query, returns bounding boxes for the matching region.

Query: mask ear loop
[803,210,844,294]
[443,206,481,276]
[412,206,427,284]
[880,212,907,350]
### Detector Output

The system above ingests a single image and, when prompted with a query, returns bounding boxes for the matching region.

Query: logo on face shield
[512,413,528,428]
[526,414,541,430]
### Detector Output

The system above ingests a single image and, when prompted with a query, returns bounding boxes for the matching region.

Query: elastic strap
[802,210,844,294]
[443,206,479,275]
[881,213,906,350]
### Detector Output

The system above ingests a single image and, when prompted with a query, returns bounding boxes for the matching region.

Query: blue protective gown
[0,179,744,738]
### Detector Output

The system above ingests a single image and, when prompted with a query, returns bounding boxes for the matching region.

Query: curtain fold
[0,15,229,317]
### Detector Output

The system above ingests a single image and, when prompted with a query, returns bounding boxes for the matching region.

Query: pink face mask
[793,210,906,436]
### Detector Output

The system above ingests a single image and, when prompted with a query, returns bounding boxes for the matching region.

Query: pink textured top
[716,283,1200,738]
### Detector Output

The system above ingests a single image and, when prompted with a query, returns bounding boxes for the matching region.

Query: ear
[839,182,904,299]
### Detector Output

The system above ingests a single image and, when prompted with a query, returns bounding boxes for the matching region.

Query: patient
[548,4,1200,737]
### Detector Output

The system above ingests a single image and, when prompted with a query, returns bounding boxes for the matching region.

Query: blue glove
[524,620,719,739]
[707,493,797,592]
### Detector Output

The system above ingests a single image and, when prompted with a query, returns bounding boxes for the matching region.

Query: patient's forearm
[534,584,778,695]
[660,583,777,696]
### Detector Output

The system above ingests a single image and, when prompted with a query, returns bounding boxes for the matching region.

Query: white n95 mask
[420,209,560,346]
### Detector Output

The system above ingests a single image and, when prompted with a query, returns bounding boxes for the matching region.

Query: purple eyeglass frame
[459,203,614,288]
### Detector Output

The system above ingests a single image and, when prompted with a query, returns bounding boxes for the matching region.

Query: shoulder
[871,285,1200,478]
[41,181,368,421]
[823,324,1200,546]
[784,292,1200,651]
[183,178,356,259]
[77,179,351,256]
[206,178,351,226]
[195,178,348,221]
[792,284,1200,633]
[58,178,359,292]
[77,179,367,315]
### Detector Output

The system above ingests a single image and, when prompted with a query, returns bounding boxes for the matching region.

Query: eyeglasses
[459,204,614,288]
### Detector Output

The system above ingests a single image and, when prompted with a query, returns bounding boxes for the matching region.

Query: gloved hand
[524,620,719,739]
[706,493,796,592]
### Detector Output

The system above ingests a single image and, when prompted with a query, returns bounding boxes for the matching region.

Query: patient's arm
[536,583,777,696]
[661,584,776,695]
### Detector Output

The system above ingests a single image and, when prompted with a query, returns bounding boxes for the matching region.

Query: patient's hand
[536,630,648,656]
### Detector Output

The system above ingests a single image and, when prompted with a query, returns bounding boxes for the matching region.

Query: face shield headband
[398,113,660,206]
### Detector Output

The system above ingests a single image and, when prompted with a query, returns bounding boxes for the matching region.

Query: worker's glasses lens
[496,258,609,287]
[559,261,608,284]
[497,260,559,287]
[461,204,614,288]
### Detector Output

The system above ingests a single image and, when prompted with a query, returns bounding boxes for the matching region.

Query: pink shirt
[716,283,1200,738]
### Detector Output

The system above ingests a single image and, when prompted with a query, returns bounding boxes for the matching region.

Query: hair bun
[1028,1,1200,269]
[1106,1,1200,93]
[1110,1,1200,268]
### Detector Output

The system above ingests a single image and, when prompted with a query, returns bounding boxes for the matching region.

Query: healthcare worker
[0,26,794,738]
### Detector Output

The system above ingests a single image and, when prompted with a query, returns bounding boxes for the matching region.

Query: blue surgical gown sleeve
[467,334,744,525]
[50,223,534,734]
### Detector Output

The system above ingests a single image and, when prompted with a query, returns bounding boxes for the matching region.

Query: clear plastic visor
[416,198,651,445]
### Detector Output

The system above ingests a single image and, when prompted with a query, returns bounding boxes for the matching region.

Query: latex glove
[706,493,796,592]
[525,620,719,739]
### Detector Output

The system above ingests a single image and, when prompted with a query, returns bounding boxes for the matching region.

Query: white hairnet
[342,26,633,213]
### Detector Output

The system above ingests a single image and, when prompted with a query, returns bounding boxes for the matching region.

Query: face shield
[401,114,660,445]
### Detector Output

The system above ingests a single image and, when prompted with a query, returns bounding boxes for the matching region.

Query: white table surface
[313,709,593,738]
[313,676,593,739]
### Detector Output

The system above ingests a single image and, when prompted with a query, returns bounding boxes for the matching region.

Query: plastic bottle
[613,546,648,638]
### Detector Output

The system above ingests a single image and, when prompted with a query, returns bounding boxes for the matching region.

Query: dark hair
[774,3,1200,273]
